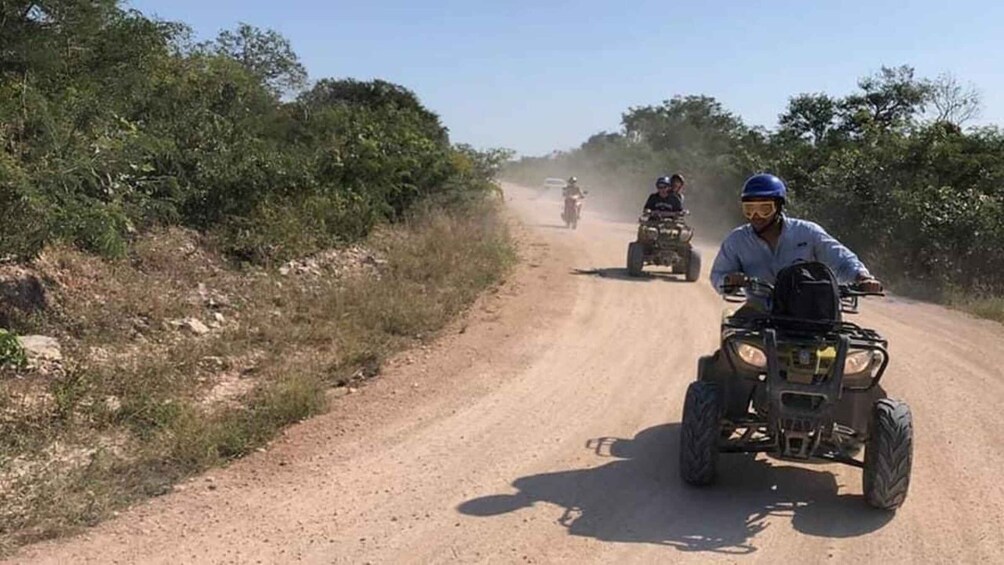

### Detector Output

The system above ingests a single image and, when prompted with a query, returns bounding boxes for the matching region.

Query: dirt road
[13,184,1004,563]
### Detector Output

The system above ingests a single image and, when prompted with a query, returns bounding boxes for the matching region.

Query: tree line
[0,1,508,264]
[505,65,1003,296]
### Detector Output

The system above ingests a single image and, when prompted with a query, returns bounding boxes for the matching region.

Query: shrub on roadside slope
[0,198,515,553]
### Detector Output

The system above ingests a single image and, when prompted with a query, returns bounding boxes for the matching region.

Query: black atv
[680,262,913,510]
[626,210,701,281]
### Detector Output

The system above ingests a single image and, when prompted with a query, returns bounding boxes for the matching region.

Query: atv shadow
[571,268,688,283]
[458,423,892,555]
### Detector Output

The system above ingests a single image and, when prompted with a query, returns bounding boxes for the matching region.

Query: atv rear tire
[862,398,913,510]
[627,242,644,277]
[680,381,722,486]
[686,249,702,282]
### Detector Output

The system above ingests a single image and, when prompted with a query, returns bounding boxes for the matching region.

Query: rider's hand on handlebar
[855,274,883,293]
[724,272,748,290]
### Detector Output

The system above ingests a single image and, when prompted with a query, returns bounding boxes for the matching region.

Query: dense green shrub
[0,1,501,264]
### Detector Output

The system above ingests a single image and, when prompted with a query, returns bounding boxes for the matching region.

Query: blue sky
[129,0,1003,155]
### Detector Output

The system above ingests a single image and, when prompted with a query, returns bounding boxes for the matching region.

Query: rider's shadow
[457,424,892,555]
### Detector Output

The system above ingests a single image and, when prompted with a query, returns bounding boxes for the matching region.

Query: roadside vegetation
[0,0,514,552]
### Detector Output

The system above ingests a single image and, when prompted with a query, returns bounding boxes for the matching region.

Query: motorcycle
[562,193,586,229]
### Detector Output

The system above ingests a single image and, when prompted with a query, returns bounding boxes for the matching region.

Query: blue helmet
[656,176,672,189]
[741,173,786,202]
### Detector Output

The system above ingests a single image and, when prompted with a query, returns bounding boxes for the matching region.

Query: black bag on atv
[771,261,841,322]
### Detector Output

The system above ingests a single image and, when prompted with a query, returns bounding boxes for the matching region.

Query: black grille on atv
[778,416,823,459]
[781,416,819,434]
[780,392,825,412]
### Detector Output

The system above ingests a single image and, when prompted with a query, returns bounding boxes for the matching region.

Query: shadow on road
[534,223,574,230]
[571,268,687,283]
[457,424,892,555]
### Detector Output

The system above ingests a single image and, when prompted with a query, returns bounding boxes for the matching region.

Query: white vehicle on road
[542,177,566,191]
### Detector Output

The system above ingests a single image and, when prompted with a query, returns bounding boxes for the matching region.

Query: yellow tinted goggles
[742,201,777,220]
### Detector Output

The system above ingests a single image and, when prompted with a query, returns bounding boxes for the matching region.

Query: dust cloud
[502,158,744,245]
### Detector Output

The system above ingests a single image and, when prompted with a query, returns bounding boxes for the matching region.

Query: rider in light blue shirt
[710,174,882,295]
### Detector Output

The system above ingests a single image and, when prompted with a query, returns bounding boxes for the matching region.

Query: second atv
[626,210,701,281]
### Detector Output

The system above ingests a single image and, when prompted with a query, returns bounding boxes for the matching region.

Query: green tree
[839,65,933,133]
[202,23,307,96]
[778,93,839,146]
[1,1,505,263]
[299,78,449,144]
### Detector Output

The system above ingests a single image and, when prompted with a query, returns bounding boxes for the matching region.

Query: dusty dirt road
[13,184,1004,563]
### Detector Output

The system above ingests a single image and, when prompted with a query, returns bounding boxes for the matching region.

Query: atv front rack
[722,314,890,391]
[718,414,866,467]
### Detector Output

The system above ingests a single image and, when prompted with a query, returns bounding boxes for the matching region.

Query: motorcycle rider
[562,176,585,221]
[643,174,685,214]
[562,176,585,199]
[710,173,883,297]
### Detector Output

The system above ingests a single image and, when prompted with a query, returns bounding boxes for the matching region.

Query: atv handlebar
[720,277,886,299]
[640,210,689,222]
[720,276,771,298]
[841,287,885,297]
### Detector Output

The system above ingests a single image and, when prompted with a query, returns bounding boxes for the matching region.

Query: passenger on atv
[643,174,685,215]
[710,173,882,304]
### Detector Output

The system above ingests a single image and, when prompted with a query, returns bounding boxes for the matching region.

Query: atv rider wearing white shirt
[710,173,883,302]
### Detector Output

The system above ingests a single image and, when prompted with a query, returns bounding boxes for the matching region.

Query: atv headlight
[736,343,767,369]
[843,350,877,376]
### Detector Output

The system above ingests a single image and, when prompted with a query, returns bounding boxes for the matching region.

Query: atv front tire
[686,249,702,282]
[680,381,722,486]
[627,242,645,277]
[862,398,913,510]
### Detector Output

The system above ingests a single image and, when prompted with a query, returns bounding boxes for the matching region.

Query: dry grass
[946,292,1004,324]
[866,268,1004,325]
[0,200,515,553]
